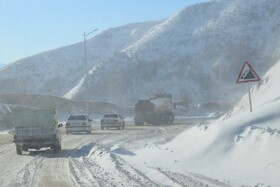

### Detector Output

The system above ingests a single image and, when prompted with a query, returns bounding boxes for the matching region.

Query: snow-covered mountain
[72,0,280,105]
[1,0,280,108]
[0,20,161,98]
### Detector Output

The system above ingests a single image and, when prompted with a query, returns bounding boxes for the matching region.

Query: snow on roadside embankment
[121,61,280,187]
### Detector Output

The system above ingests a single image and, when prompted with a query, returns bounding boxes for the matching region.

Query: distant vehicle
[134,94,174,125]
[100,113,125,130]
[66,114,92,134]
[12,109,62,155]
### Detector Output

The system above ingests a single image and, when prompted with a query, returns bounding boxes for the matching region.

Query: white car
[100,113,125,130]
[66,114,92,134]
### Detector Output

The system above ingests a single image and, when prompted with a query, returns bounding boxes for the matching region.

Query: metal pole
[83,32,89,115]
[248,84,252,112]
[83,29,98,115]
[83,32,88,98]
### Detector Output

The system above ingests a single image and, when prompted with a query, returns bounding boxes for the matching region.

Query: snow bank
[122,61,280,186]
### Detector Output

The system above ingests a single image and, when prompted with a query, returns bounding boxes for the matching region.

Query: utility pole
[83,28,98,114]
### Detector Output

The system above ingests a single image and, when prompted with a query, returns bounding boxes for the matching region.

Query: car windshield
[68,115,86,120]
[103,114,118,118]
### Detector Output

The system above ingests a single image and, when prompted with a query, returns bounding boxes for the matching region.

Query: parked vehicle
[100,113,125,130]
[65,114,92,134]
[12,109,62,155]
[134,94,174,125]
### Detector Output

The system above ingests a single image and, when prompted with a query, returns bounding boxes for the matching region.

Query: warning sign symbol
[236,61,260,83]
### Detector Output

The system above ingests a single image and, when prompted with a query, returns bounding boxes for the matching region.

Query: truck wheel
[53,141,61,153]
[22,146,28,152]
[101,126,104,130]
[16,145,22,155]
[58,140,62,151]
[53,146,59,153]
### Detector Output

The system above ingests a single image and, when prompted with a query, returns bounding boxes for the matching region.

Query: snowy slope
[1,0,280,109]
[122,60,280,186]
[0,20,161,97]
[66,0,280,105]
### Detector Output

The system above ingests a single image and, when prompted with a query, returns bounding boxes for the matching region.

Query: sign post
[236,61,260,112]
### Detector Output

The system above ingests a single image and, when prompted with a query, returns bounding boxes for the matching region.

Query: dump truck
[12,109,62,155]
[134,94,174,125]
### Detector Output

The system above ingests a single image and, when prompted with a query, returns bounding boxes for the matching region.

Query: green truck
[12,109,62,155]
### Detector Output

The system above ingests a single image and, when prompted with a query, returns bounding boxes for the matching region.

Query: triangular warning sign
[236,61,260,83]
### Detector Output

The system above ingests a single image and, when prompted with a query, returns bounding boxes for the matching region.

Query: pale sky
[0,0,207,64]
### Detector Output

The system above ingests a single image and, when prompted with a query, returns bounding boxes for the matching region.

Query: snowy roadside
[0,132,13,145]
[0,130,11,135]
[115,61,280,187]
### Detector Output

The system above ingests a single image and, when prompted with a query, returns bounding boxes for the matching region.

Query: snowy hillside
[0,0,280,109]
[121,60,280,186]
[65,0,280,106]
[0,20,161,98]
[223,58,280,120]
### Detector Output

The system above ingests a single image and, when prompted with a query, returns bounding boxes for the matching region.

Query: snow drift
[122,60,280,186]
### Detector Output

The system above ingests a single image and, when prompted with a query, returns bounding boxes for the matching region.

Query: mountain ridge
[0,0,280,110]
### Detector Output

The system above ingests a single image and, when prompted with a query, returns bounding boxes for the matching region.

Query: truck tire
[58,141,62,151]
[53,145,60,153]
[22,146,28,152]
[16,145,22,155]
[53,140,61,153]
